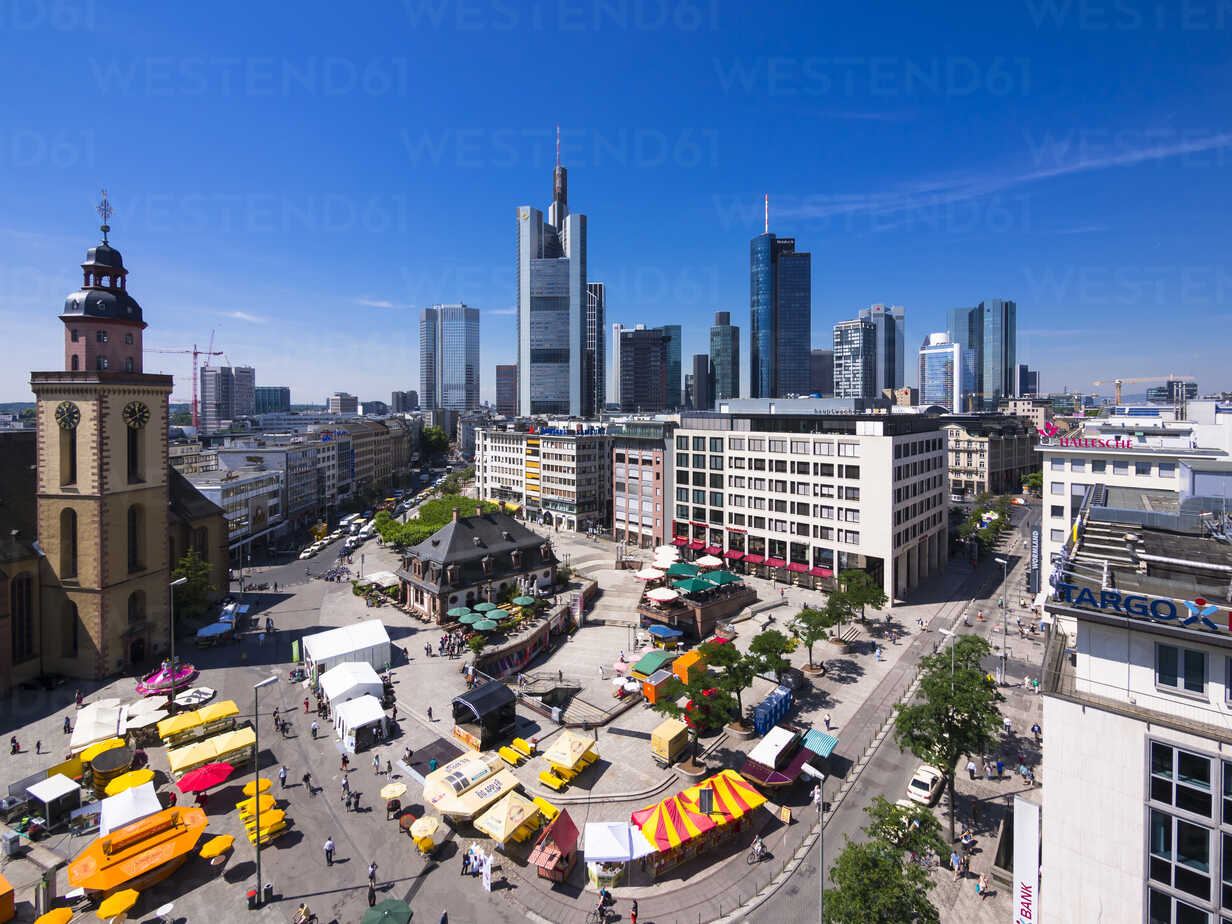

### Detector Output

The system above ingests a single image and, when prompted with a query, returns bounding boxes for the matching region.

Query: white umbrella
[635,568,665,581]
[646,587,679,603]
[695,555,723,568]
[654,545,679,555]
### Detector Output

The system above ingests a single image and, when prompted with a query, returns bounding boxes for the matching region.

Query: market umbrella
[241,778,272,797]
[672,578,714,595]
[646,587,679,603]
[458,612,481,625]
[473,618,498,631]
[81,738,125,764]
[694,554,723,568]
[446,606,472,620]
[361,899,414,924]
[665,562,699,578]
[34,909,72,924]
[235,793,276,816]
[104,768,155,797]
[704,570,743,586]
[380,782,407,801]
[177,762,234,794]
[473,602,499,612]
[635,568,664,581]
[410,816,439,839]
[97,889,140,919]
[512,596,536,606]
[198,834,234,860]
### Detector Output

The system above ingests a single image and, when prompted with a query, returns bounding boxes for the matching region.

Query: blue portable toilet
[753,685,793,736]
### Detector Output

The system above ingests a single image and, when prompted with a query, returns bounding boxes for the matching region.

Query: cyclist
[751,834,766,860]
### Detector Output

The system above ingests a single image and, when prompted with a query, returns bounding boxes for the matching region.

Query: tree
[1021,471,1042,493]
[648,673,737,763]
[823,840,940,924]
[860,796,949,861]
[893,634,1004,842]
[171,549,214,625]
[170,410,192,426]
[791,605,841,670]
[839,570,888,622]
[698,641,757,726]
[748,629,794,682]
[422,426,450,456]
[468,635,487,656]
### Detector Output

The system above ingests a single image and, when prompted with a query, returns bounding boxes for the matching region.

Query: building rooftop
[1102,486,1179,515]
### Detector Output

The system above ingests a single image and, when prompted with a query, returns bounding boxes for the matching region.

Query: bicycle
[747,845,769,865]
[908,850,938,871]
[585,905,613,924]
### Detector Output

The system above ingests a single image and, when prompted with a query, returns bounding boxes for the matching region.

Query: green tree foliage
[468,634,487,656]
[171,549,215,624]
[649,673,738,761]
[838,569,888,621]
[422,426,450,456]
[170,410,193,426]
[893,634,1004,841]
[823,840,940,924]
[860,795,949,860]
[698,640,758,724]
[748,629,794,681]
[440,466,474,494]
[1021,471,1042,493]
[372,495,498,548]
[791,604,843,669]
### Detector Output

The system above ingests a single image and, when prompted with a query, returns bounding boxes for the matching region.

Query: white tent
[363,570,400,589]
[69,700,125,754]
[319,662,383,708]
[334,694,386,750]
[303,620,391,675]
[100,781,163,835]
[27,774,81,827]
[582,821,656,863]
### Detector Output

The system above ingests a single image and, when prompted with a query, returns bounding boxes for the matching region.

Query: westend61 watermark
[711,192,1033,235]
[713,56,1031,97]
[1025,0,1231,30]
[401,0,719,31]
[1021,264,1231,304]
[116,193,411,235]
[87,57,410,97]
[0,129,94,169]
[1024,128,1232,170]
[0,0,95,30]
[402,127,720,169]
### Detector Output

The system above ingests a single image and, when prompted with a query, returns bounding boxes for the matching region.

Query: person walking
[823,713,832,731]
[367,883,377,907]
[352,791,361,811]
[996,759,1004,779]
[342,776,350,799]
[630,899,638,924]
[373,754,381,774]
[278,766,288,789]
[323,837,335,866]
[984,759,993,781]
[1031,721,1042,744]
[341,755,350,772]
[63,716,70,734]
[950,850,962,881]
[427,706,433,721]
[368,862,378,886]
[304,698,310,713]
[977,872,989,899]
[386,759,393,775]
[967,759,977,780]
[302,772,313,794]
[75,689,83,708]
[311,720,319,739]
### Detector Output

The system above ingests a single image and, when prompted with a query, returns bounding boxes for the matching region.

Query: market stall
[99,782,162,835]
[301,620,391,677]
[333,695,387,753]
[450,681,516,751]
[740,726,817,788]
[672,650,706,684]
[474,790,540,846]
[582,820,656,888]
[651,719,689,768]
[629,650,677,681]
[542,730,598,780]
[26,775,80,831]
[68,700,124,755]
[423,752,520,821]
[528,808,578,882]
[166,727,255,780]
[319,662,384,710]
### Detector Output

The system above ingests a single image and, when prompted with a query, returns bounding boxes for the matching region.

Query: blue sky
[3,0,1230,404]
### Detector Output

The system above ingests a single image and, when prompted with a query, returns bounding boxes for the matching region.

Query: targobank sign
[1054,582,1226,633]
[1037,422,1134,448]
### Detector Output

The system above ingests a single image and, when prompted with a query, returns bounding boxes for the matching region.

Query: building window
[1050,528,1064,542]
[127,504,143,572]
[1071,458,1086,472]
[1160,463,1177,478]
[96,356,108,370]
[71,355,79,370]
[60,508,78,579]
[728,438,745,451]
[1114,460,1129,475]
[95,330,108,343]
[1138,461,1154,476]
[124,357,134,372]
[124,333,133,344]
[1092,460,1107,473]
[1157,644,1207,696]
[1149,808,1212,903]
[1050,482,1064,495]
[128,427,142,483]
[1151,742,1213,818]
[60,427,77,485]
[1050,457,1064,471]
[1050,505,1064,518]
[10,573,34,663]
[71,329,79,342]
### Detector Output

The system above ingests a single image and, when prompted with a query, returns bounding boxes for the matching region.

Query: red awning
[742,554,765,565]
[786,562,808,573]
[688,541,705,551]
[809,567,834,578]
[704,545,722,555]
[724,550,744,560]
[672,537,689,546]
[763,558,786,568]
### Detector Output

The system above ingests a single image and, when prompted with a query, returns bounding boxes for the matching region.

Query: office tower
[657,324,682,408]
[585,282,606,417]
[709,311,740,403]
[199,364,255,433]
[859,303,905,393]
[254,385,290,414]
[832,318,877,399]
[619,326,668,413]
[810,349,834,397]
[391,390,419,413]
[516,145,587,416]
[918,333,963,411]
[495,364,518,416]
[947,299,1017,411]
[327,392,358,415]
[420,304,480,411]
[749,211,811,398]
[1146,380,1198,403]
[691,354,713,411]
[684,373,694,410]
[609,322,624,408]
[1016,364,1040,397]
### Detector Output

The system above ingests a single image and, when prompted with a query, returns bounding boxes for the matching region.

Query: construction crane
[145,330,222,429]
[1092,374,1195,406]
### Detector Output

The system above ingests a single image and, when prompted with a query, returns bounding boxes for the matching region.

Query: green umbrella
[459,612,481,625]
[473,602,499,612]
[512,596,536,607]
[705,570,743,585]
[446,606,472,620]
[361,898,413,924]
[666,562,699,578]
[671,577,715,595]
[473,618,499,631]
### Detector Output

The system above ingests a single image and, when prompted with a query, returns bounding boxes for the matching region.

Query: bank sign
[1054,582,1227,633]
[1037,422,1134,448]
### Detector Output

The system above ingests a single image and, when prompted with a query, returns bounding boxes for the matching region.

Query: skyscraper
[1016,364,1040,397]
[585,283,606,417]
[391,390,419,412]
[516,144,587,416]
[947,299,1017,411]
[750,210,811,398]
[810,349,834,397]
[658,324,682,408]
[254,385,290,415]
[420,303,480,411]
[709,312,740,403]
[495,365,518,416]
[832,318,876,399]
[619,326,668,413]
[609,322,624,409]
[918,333,962,411]
[200,364,255,433]
[859,303,905,393]
[691,353,713,410]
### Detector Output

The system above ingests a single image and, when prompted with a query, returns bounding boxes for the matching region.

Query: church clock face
[122,401,150,430]
[54,401,80,430]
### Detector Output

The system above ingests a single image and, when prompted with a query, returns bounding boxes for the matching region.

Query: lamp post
[252,675,278,906]
[995,557,1008,683]
[169,578,187,685]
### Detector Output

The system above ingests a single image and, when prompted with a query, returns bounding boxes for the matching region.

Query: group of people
[428,631,468,660]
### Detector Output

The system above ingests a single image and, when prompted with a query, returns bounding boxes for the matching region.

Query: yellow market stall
[422,752,521,821]
[650,719,689,768]
[166,727,256,780]
[474,790,540,845]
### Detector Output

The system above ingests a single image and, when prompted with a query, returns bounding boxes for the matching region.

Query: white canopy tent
[99,782,162,835]
[302,620,391,675]
[582,821,656,863]
[319,661,383,708]
[333,694,386,752]
[69,699,125,754]
[362,570,400,589]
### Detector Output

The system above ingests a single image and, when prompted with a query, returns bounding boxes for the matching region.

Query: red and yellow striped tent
[679,770,768,825]
[630,794,716,851]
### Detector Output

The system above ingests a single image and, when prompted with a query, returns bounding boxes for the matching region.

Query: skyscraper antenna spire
[764,193,769,234]
[555,123,560,168]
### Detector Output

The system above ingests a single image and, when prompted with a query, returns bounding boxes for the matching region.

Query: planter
[802,664,826,676]
[725,722,756,741]
[676,759,708,778]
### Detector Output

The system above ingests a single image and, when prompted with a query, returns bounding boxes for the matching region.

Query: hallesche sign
[1053,581,1227,633]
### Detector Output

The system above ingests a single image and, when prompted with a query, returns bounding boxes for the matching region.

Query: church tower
[31,194,173,678]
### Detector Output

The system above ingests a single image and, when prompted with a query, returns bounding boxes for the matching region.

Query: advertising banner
[1028,526,1041,595]
[1013,796,1040,924]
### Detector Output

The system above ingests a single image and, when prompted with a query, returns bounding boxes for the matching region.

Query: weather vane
[96,189,113,243]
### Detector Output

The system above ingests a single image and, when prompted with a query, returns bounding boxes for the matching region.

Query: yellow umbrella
[34,909,73,924]
[241,778,272,797]
[81,737,125,764]
[245,808,285,831]
[97,889,140,919]
[198,834,234,859]
[380,782,407,801]
[235,793,275,816]
[104,768,155,797]
[410,816,439,839]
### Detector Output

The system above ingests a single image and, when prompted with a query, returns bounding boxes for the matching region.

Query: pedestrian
[427,706,433,721]
[304,698,310,713]
[342,776,350,798]
[984,760,993,781]
[404,747,413,764]
[386,759,393,775]
[876,646,883,662]
[996,759,1004,779]
[823,713,832,731]
[324,837,335,866]
[63,716,70,734]
[352,791,360,811]
[311,720,319,739]
[281,720,289,739]
[303,772,313,793]
[1031,722,1041,743]
[373,754,381,774]
[279,766,287,789]
[977,872,989,899]
[368,862,378,885]
[34,740,41,755]
[967,759,977,780]
[341,755,350,772]
[598,665,605,679]
[630,899,638,924]
[75,689,83,708]
[9,736,17,754]
[950,850,962,881]
[272,707,279,725]
[367,883,377,907]
[811,783,823,816]
[1003,716,1012,736]
[391,704,397,721]
[167,792,177,807]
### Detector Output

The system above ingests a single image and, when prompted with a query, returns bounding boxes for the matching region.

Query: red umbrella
[177,762,235,794]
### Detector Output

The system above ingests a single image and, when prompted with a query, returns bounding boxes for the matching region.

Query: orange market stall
[528,808,578,882]
[671,650,706,685]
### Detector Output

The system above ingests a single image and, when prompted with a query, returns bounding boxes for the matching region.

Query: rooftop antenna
[764,193,769,234]
[97,189,113,244]
[555,123,560,169]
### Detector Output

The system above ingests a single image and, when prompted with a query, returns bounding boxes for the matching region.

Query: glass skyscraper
[585,282,606,417]
[918,333,962,411]
[709,311,740,403]
[749,233,811,398]
[832,318,876,399]
[658,324,682,408]
[420,304,480,411]
[859,303,905,393]
[947,299,1017,411]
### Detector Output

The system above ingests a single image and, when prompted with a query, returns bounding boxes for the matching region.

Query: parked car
[907,764,945,805]
[298,549,316,560]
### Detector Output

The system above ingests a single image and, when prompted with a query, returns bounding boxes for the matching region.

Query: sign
[452,725,481,750]
[481,853,493,892]
[1036,421,1133,449]
[1053,581,1227,633]
[1028,527,1041,595]
[779,805,792,824]
[1013,797,1040,924]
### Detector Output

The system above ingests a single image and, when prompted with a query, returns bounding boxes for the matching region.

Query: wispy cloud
[225,311,266,323]
[353,297,412,309]
[488,307,516,316]
[1020,328,1098,337]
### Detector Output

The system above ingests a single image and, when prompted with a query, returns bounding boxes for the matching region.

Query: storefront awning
[809,567,833,578]
[742,553,765,565]
[688,541,705,551]
[786,562,808,573]
[724,550,744,560]
[704,545,721,555]
[763,557,786,568]
[671,537,689,546]
[802,729,839,758]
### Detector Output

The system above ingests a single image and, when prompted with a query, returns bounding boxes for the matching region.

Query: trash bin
[0,832,19,858]
[247,889,257,910]
[428,759,437,772]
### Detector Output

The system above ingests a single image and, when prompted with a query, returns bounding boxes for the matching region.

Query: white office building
[918,332,962,411]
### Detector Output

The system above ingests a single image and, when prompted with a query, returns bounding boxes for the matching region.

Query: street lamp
[252,675,278,906]
[995,557,1009,683]
[168,578,187,682]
